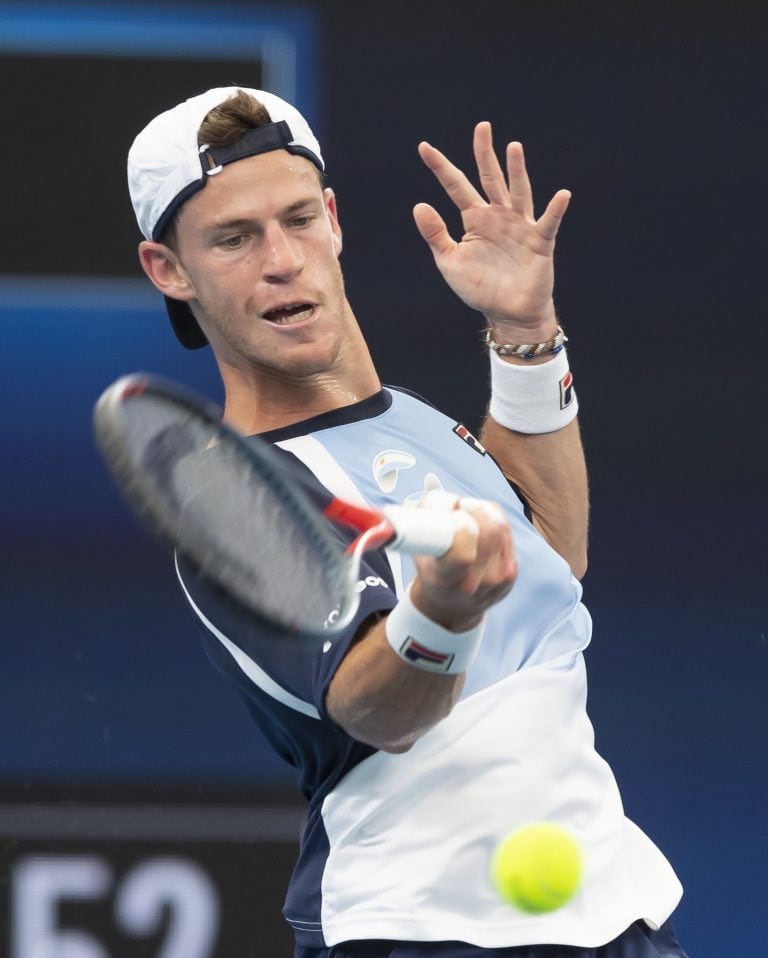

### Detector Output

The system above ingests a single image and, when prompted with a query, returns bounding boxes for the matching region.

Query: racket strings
[182,447,346,626]
[98,385,358,636]
[142,403,351,631]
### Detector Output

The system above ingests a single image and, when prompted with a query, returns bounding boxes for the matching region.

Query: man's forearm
[326,500,517,751]
[479,415,589,578]
[326,620,466,753]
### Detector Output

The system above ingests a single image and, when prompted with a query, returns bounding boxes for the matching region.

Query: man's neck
[216,341,381,435]
[223,374,381,435]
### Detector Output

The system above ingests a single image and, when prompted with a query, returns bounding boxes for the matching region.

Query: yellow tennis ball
[490,822,582,913]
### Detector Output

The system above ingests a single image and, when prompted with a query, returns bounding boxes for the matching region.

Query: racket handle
[382,505,478,557]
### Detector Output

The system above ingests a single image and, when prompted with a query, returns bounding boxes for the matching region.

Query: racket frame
[93,373,364,639]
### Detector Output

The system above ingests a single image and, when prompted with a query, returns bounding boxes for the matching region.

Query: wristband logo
[559,371,574,410]
[399,636,454,672]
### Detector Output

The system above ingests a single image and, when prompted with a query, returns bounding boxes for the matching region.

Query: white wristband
[488,346,578,434]
[385,585,485,674]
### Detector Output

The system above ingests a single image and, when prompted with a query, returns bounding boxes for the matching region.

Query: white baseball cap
[127,87,325,348]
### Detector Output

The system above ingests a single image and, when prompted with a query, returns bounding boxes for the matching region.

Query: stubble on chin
[203,309,350,381]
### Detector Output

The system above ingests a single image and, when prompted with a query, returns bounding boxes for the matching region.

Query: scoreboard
[1,793,304,958]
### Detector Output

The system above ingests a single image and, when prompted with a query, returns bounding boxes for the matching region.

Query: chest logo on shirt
[453,423,487,456]
[404,472,444,503]
[372,449,416,492]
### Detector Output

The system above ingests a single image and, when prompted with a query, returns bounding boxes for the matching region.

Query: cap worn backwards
[127,87,325,349]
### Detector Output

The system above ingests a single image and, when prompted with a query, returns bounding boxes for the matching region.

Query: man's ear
[138,241,195,301]
[324,188,343,256]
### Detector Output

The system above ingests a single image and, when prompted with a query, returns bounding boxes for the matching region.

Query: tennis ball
[490,822,582,913]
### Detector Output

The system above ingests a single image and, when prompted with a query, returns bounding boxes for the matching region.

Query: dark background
[2,1,766,956]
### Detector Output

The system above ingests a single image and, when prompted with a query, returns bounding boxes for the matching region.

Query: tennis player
[127,87,689,958]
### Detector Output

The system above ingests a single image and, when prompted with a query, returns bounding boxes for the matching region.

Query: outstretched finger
[537,189,572,242]
[473,121,509,206]
[506,141,534,218]
[413,202,455,259]
[418,140,484,212]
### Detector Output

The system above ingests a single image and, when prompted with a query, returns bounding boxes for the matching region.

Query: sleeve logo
[453,423,486,456]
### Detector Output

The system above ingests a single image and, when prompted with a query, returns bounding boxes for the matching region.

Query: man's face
[170,150,351,380]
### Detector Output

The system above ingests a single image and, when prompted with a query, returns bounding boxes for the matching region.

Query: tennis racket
[93,374,466,639]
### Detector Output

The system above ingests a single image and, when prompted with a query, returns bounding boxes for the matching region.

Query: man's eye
[290,215,313,228]
[222,235,246,248]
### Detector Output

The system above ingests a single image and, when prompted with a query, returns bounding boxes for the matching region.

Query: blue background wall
[1,2,766,955]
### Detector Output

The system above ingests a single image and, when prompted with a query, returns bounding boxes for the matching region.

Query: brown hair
[161,90,274,248]
[197,88,272,148]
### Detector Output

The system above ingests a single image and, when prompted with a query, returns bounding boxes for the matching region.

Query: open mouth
[263,303,315,325]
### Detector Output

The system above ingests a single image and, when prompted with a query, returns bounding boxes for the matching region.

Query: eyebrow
[205,196,321,233]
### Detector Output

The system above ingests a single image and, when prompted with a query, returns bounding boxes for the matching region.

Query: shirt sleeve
[177,543,396,714]
[176,542,396,800]
[171,442,400,798]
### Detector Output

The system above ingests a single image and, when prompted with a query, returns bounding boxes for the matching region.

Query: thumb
[413,203,454,259]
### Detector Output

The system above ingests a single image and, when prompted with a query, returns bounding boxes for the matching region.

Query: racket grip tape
[382,506,478,557]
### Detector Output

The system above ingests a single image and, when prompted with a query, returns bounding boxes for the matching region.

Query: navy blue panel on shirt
[176,443,398,801]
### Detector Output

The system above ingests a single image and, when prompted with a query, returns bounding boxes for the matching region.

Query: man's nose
[262,225,303,281]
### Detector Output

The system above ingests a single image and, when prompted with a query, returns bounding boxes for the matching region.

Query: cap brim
[164,296,209,349]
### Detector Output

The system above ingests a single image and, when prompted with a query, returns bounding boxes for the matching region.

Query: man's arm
[327,124,586,752]
[326,499,517,751]
[480,415,588,578]
[413,124,588,577]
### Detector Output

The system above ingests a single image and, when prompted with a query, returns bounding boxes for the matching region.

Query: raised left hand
[413,122,570,339]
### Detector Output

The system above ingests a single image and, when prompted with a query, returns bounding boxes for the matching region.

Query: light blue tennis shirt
[179,386,682,950]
